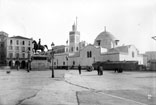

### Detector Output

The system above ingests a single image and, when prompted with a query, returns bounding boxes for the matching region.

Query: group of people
[78,65,103,75]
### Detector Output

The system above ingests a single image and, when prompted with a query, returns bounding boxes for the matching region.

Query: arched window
[22,41,25,45]
[76,47,79,51]
[10,40,12,45]
[87,51,92,58]
[97,40,101,46]
[28,41,31,46]
[90,51,92,57]
[87,51,89,58]
[16,40,19,45]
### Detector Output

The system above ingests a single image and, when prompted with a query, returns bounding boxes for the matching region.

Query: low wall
[31,60,49,70]
[31,55,50,70]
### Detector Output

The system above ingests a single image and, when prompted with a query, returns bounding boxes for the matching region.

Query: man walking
[99,66,103,75]
[16,61,19,71]
[97,66,100,75]
[78,64,81,75]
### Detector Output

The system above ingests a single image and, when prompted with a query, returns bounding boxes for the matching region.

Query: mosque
[48,20,144,69]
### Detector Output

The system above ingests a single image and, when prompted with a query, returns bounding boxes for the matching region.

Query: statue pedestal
[31,54,50,70]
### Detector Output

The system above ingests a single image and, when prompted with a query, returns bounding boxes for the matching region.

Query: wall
[52,45,103,67]
[31,60,49,70]
[68,56,80,67]
[150,61,156,70]
[145,51,156,61]
[53,53,68,67]
[6,38,33,59]
[80,45,101,66]
[119,46,143,65]
[102,53,119,61]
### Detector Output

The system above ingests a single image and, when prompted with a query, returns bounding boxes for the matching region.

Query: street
[0,69,155,105]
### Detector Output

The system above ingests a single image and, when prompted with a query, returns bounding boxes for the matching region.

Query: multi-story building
[0,32,34,68]
[0,31,8,65]
[6,36,33,68]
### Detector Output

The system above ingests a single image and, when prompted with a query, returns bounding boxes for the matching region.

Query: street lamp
[27,49,31,72]
[66,55,68,70]
[51,42,55,78]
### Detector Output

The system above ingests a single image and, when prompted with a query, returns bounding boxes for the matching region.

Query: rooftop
[10,36,32,40]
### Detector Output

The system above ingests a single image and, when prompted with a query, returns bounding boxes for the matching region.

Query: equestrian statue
[32,39,48,54]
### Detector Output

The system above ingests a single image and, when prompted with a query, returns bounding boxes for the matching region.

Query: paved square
[0,69,155,105]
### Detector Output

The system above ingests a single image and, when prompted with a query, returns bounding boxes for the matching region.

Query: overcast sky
[0,0,155,53]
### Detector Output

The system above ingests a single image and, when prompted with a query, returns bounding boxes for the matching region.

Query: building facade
[0,33,34,68]
[47,22,144,69]
[0,31,8,65]
[145,51,156,70]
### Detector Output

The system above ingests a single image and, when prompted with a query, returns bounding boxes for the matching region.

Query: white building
[6,36,33,68]
[48,22,144,69]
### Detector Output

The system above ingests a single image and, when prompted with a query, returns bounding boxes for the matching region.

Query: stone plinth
[31,55,50,70]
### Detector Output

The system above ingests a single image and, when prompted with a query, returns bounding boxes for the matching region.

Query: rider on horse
[32,39,48,54]
[38,39,41,49]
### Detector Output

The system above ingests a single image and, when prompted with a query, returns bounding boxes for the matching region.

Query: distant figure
[27,60,31,72]
[99,66,103,75]
[78,65,81,75]
[16,61,20,71]
[97,66,100,75]
[97,66,103,75]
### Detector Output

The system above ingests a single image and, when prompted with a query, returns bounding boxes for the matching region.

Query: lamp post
[66,55,68,70]
[51,42,55,78]
[27,49,31,72]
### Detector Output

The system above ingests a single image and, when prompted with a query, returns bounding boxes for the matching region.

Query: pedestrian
[16,61,20,71]
[99,66,103,75]
[97,66,100,75]
[78,64,81,75]
[27,61,30,72]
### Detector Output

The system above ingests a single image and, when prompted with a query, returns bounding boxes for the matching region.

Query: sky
[0,0,156,53]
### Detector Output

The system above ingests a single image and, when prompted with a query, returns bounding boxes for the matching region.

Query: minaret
[69,17,80,53]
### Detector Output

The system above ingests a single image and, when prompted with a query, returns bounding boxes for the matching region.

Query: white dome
[95,31,118,42]
[94,31,119,49]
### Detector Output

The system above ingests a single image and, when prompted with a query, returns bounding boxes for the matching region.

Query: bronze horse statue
[32,40,48,54]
